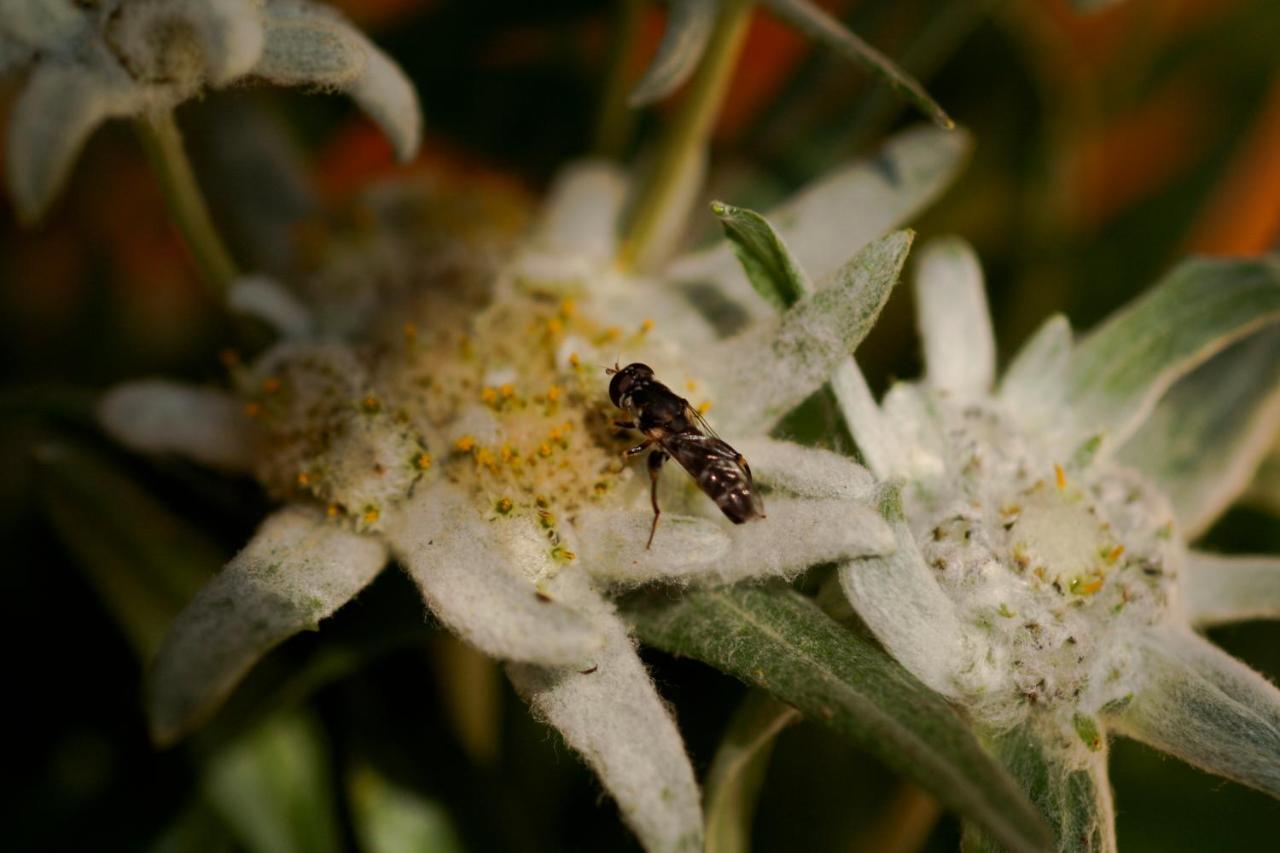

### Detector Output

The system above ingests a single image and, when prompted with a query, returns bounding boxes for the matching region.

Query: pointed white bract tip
[914,236,995,397]
[507,615,704,853]
[626,0,714,106]
[574,510,730,585]
[528,160,628,264]
[229,274,314,339]
[345,33,422,162]
[7,62,141,224]
[149,507,387,744]
[99,380,256,472]
[386,487,607,667]
[998,313,1073,426]
[735,437,876,501]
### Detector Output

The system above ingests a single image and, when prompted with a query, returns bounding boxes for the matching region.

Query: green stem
[594,0,646,159]
[135,110,239,298]
[618,0,753,272]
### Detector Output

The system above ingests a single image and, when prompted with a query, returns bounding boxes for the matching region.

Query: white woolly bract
[914,236,994,397]
[100,379,255,472]
[507,617,704,853]
[148,506,387,744]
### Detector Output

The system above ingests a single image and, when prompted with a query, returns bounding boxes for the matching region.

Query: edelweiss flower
[813,237,1280,849]
[98,126,968,851]
[1,0,419,222]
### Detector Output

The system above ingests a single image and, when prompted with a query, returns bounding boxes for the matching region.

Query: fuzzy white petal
[666,125,968,320]
[627,0,715,105]
[507,612,703,853]
[997,314,1072,424]
[385,485,606,667]
[149,507,388,744]
[229,274,315,339]
[522,160,628,267]
[701,230,911,434]
[914,236,994,397]
[1119,328,1280,538]
[1109,628,1280,799]
[574,509,731,585]
[839,492,975,699]
[829,359,905,479]
[1182,551,1280,628]
[99,380,255,472]
[107,0,265,88]
[733,437,876,501]
[6,61,146,223]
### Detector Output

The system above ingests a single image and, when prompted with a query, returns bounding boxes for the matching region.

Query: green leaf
[628,0,717,105]
[35,440,221,657]
[702,229,913,434]
[625,585,1052,852]
[964,720,1116,853]
[711,200,811,310]
[762,0,953,130]
[1063,256,1280,449]
[704,691,801,853]
[203,711,342,853]
[349,765,465,853]
[1119,327,1280,538]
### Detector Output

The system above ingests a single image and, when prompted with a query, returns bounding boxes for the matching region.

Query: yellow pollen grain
[601,326,621,342]
[1104,544,1125,565]
[685,379,698,393]
[296,472,311,487]
[261,377,281,394]
[538,509,556,528]
[455,435,476,453]
[1072,575,1104,596]
[1054,463,1067,490]
[569,352,581,368]
[361,394,381,413]
[362,507,380,525]
[639,319,654,333]
[326,503,341,518]
[697,400,712,414]
[481,386,498,404]
[496,497,513,514]
[499,383,515,398]
[538,442,553,458]
[500,444,518,463]
[546,385,562,403]
[415,452,432,471]
[546,318,563,336]
[475,448,496,468]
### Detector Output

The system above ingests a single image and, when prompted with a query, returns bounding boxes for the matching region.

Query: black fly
[606,363,764,548]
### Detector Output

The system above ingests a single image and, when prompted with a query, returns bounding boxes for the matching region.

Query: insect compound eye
[607,363,654,408]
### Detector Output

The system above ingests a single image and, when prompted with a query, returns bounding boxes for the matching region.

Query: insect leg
[613,419,637,429]
[646,450,668,549]
[626,438,654,457]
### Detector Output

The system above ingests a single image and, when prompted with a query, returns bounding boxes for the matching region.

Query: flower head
[98,126,970,850]
[828,236,1280,848]
[2,0,420,223]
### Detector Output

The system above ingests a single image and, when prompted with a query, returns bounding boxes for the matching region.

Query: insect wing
[664,433,764,523]
[683,401,724,441]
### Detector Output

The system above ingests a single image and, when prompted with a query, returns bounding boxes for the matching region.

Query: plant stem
[594,0,646,159]
[617,0,753,272]
[135,110,239,299]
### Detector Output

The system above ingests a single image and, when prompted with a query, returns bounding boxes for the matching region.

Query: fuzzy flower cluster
[100,126,970,851]
[1,0,419,222]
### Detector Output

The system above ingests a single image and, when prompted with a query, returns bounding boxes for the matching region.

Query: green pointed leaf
[35,440,221,657]
[704,691,800,853]
[349,765,465,853]
[1063,257,1280,449]
[1119,328,1280,538]
[762,0,953,129]
[703,229,913,433]
[711,200,811,310]
[964,721,1116,853]
[203,711,342,853]
[625,585,1052,852]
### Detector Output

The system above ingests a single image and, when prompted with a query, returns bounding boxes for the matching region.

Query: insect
[606,362,764,548]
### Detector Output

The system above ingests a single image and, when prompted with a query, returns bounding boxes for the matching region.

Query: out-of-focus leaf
[203,711,342,853]
[1244,431,1280,517]
[629,0,717,106]
[625,585,1052,852]
[35,440,221,656]
[964,721,1116,853]
[704,691,800,853]
[348,765,465,853]
[762,0,953,129]
[149,801,235,853]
